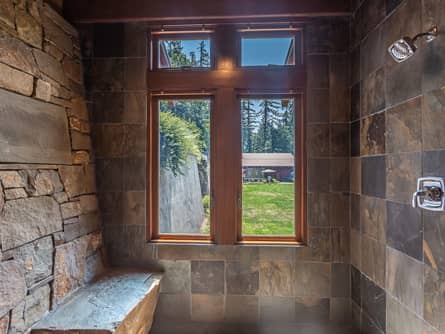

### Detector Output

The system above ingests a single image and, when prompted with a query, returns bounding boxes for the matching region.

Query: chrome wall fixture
[412,177,445,211]
[388,26,439,63]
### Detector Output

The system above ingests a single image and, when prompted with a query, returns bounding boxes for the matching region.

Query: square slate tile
[294,262,330,298]
[386,152,422,204]
[423,87,445,151]
[330,158,350,192]
[307,124,329,158]
[308,159,330,192]
[351,157,361,194]
[351,83,361,122]
[307,192,330,227]
[191,294,224,322]
[386,97,422,154]
[155,293,191,321]
[424,211,445,274]
[330,124,350,157]
[191,261,225,295]
[226,261,259,296]
[351,194,361,231]
[295,228,331,262]
[351,266,361,306]
[387,295,424,334]
[225,295,259,323]
[259,296,295,322]
[307,89,330,123]
[351,120,361,157]
[361,235,386,288]
[424,265,445,332]
[386,246,424,316]
[361,274,386,332]
[259,261,294,297]
[361,68,386,117]
[331,263,350,298]
[294,297,330,323]
[159,260,190,294]
[362,156,386,198]
[386,201,423,261]
[360,195,386,242]
[423,150,445,177]
[360,112,385,155]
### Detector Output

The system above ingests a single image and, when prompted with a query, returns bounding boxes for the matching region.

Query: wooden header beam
[64,0,350,24]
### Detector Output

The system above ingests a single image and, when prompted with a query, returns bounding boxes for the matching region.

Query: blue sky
[166,37,293,66]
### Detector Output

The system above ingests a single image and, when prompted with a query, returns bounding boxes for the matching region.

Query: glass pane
[159,99,211,235]
[158,39,211,68]
[241,98,295,236]
[241,37,295,66]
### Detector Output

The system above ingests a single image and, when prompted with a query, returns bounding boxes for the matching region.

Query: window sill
[147,239,306,247]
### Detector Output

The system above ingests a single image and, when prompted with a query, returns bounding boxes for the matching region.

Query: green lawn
[242,183,295,236]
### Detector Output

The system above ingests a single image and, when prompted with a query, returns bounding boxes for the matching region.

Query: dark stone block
[361,67,386,116]
[92,92,125,123]
[330,158,350,192]
[386,201,423,261]
[307,55,329,89]
[351,47,361,86]
[308,159,330,192]
[361,26,384,78]
[89,58,125,93]
[351,194,361,231]
[386,152,421,204]
[123,155,146,191]
[423,150,445,177]
[423,87,445,151]
[96,158,124,192]
[332,263,350,298]
[361,0,386,37]
[294,297,330,323]
[191,261,225,295]
[424,265,445,332]
[307,192,329,227]
[361,274,386,332]
[386,0,403,14]
[423,33,445,94]
[307,89,330,123]
[307,124,329,158]
[361,156,386,198]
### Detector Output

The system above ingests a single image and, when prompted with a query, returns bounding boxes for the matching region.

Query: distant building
[242,153,294,182]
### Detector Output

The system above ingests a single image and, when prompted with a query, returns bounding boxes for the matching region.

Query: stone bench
[31,269,162,334]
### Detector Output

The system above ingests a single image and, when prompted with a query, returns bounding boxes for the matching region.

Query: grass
[242,183,294,236]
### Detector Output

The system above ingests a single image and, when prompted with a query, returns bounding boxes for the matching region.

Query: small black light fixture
[388,26,439,63]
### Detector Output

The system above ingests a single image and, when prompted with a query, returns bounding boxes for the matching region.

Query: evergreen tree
[166,40,191,67]
[241,99,258,153]
[198,40,210,67]
[255,99,281,152]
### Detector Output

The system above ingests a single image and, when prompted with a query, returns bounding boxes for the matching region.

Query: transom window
[148,26,306,245]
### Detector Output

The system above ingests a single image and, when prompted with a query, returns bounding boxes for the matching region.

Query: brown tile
[423,87,445,151]
[361,26,384,78]
[96,158,123,192]
[424,211,445,274]
[423,150,445,177]
[225,295,259,323]
[124,22,148,57]
[386,152,421,204]
[295,228,331,262]
[387,247,424,316]
[307,55,329,89]
[159,260,190,294]
[330,158,350,192]
[424,265,445,332]
[329,55,350,122]
[307,124,329,158]
[156,293,190,321]
[351,266,362,306]
[307,192,329,227]
[330,298,351,324]
[191,294,224,322]
[361,274,386,332]
[351,157,361,194]
[331,263,350,298]
[259,296,295,322]
[258,247,294,262]
[226,261,259,295]
[307,89,330,123]
[329,193,349,228]
[387,201,423,261]
[351,83,361,122]
[123,92,147,124]
[89,58,125,92]
[93,23,124,57]
[351,194,361,231]
[360,195,386,243]
[360,113,385,156]
[387,295,424,334]
[92,124,125,158]
[122,191,145,225]
[362,156,386,198]
[294,262,331,298]
[308,158,330,192]
[294,297,330,322]
[422,27,445,93]
[361,68,386,116]
[361,235,386,288]
[123,58,146,91]
[92,92,124,123]
[259,261,294,297]
[350,229,361,270]
[124,124,146,156]
[386,97,422,153]
[332,228,349,263]
[191,261,224,295]
[330,124,350,157]
[123,155,146,191]
[360,0,386,37]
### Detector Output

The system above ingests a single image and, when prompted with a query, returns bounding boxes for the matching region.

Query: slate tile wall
[81,17,353,332]
[350,0,445,333]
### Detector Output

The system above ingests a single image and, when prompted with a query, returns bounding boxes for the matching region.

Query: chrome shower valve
[412,177,445,211]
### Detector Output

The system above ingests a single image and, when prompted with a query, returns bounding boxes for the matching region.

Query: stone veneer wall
[79,17,352,332]
[350,0,445,333]
[0,1,103,333]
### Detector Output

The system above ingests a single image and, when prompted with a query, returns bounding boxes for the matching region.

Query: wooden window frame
[147,25,307,246]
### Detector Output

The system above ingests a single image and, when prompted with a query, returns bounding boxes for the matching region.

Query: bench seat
[31,269,162,334]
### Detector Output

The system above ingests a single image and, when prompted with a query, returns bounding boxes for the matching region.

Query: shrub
[159,111,201,175]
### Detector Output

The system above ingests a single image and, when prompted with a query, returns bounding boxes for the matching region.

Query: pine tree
[198,40,210,67]
[241,99,258,153]
[256,99,281,152]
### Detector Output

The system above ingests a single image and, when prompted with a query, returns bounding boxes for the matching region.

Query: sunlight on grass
[242,183,294,236]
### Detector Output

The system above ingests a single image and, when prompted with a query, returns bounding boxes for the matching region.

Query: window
[241,97,296,237]
[154,34,212,69]
[148,27,306,245]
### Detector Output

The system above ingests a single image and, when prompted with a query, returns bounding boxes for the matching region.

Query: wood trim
[147,95,215,242]
[65,0,351,23]
[147,24,307,245]
[236,94,307,244]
